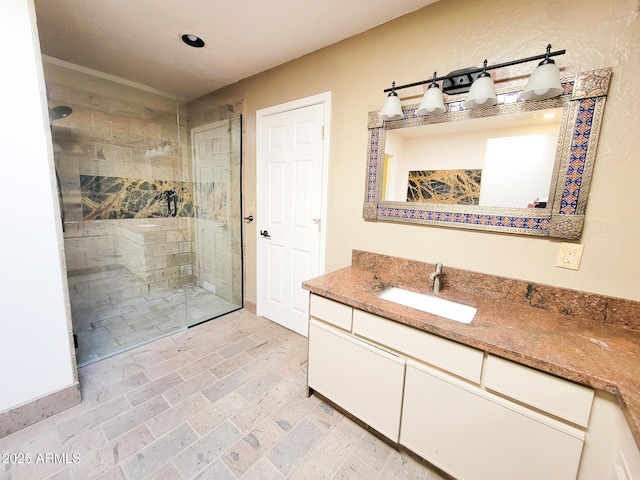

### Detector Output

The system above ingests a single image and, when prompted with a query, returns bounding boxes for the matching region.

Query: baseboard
[0,382,81,437]
[244,300,257,314]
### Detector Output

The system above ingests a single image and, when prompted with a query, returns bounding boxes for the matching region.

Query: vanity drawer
[352,309,483,383]
[309,294,353,331]
[483,355,594,427]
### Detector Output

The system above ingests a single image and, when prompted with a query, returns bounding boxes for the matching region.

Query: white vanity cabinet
[401,360,585,480]
[306,294,640,480]
[307,319,405,442]
[578,391,640,480]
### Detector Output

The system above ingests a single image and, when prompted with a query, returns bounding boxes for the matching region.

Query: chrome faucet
[430,263,443,293]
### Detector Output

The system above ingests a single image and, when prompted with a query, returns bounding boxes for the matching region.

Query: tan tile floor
[0,310,446,480]
[69,264,240,365]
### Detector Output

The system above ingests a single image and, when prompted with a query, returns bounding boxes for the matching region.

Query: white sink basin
[378,287,477,324]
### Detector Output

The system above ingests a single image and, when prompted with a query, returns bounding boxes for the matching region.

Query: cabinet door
[308,320,405,442]
[401,361,585,480]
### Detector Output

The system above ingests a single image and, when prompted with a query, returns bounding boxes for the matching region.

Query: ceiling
[34,0,438,100]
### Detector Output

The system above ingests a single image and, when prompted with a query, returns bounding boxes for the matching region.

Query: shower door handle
[260,229,271,239]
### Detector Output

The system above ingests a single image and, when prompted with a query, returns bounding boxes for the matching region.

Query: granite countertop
[302,254,640,449]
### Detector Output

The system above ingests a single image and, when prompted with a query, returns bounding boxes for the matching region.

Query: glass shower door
[44,60,190,366]
[186,105,243,326]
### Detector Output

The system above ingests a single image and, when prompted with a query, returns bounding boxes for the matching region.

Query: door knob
[260,230,271,238]
[244,215,254,222]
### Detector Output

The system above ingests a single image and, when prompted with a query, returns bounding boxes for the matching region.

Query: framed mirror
[363,68,612,239]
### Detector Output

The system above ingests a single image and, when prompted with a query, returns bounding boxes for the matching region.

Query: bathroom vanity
[303,251,640,480]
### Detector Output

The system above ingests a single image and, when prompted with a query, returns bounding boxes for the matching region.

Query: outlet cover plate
[557,243,584,270]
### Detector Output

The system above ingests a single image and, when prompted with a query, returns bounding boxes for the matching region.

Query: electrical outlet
[556,243,584,270]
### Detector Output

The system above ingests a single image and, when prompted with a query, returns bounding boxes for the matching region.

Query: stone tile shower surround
[303,250,640,448]
[45,62,243,366]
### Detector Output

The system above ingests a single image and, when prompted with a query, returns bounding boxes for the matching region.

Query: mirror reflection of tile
[407,169,482,205]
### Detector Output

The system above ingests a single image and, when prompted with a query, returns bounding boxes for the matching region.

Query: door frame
[255,92,331,318]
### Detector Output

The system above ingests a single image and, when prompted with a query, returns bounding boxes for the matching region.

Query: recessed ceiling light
[181,34,205,48]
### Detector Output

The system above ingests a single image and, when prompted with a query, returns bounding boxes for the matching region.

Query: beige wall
[198,0,640,304]
[1,0,76,412]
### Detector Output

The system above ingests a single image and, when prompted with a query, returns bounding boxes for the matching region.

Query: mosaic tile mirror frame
[363,67,612,240]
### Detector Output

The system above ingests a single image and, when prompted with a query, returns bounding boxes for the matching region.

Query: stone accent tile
[287,453,333,480]
[265,418,324,476]
[82,372,150,407]
[162,371,217,406]
[177,352,225,379]
[189,391,248,437]
[121,424,198,479]
[221,418,285,476]
[102,396,169,441]
[201,369,249,404]
[210,352,254,379]
[231,390,285,434]
[125,371,183,406]
[219,336,258,359]
[334,454,378,480]
[57,396,130,442]
[239,457,285,480]
[146,393,210,438]
[192,458,236,480]
[310,415,366,472]
[172,421,242,478]
[352,431,394,472]
[237,370,284,402]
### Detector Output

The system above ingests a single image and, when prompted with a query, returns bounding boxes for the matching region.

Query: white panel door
[258,102,325,336]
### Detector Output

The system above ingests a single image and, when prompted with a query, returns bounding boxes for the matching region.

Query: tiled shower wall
[44,61,195,296]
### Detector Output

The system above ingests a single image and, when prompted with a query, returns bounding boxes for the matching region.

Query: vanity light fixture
[416,72,446,116]
[380,44,565,120]
[463,60,498,109]
[520,45,564,100]
[379,82,404,121]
